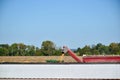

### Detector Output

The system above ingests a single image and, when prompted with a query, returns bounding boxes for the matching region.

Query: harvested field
[0,56,82,63]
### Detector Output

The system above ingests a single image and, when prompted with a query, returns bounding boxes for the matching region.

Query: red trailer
[83,56,120,63]
[62,46,120,63]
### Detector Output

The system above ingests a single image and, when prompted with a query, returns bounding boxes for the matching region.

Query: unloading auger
[62,46,82,62]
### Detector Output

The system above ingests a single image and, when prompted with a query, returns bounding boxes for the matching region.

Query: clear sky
[0,0,120,48]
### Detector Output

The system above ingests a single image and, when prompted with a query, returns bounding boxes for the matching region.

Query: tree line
[0,40,61,56]
[76,42,120,56]
[0,40,120,56]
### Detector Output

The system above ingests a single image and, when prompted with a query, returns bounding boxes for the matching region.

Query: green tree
[25,45,35,56]
[91,43,106,55]
[0,48,9,56]
[0,44,9,56]
[92,49,100,55]
[18,43,26,56]
[10,43,26,56]
[35,47,41,56]
[117,43,120,55]
[10,43,18,56]
[53,48,62,56]
[102,46,110,55]
[109,43,120,55]
[76,47,82,56]
[0,44,9,49]
[82,45,91,55]
[41,40,56,56]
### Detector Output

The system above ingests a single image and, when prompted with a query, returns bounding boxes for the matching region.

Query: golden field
[0,56,82,63]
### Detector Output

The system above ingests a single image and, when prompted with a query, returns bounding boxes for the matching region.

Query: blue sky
[0,0,120,48]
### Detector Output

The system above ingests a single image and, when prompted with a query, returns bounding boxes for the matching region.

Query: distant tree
[0,44,9,56]
[35,47,41,56]
[53,48,62,56]
[26,45,35,56]
[117,43,120,55]
[82,45,91,55]
[0,48,9,56]
[18,43,26,56]
[92,49,100,55]
[41,40,56,56]
[91,43,106,55]
[102,46,110,55]
[10,43,18,56]
[109,43,120,55]
[0,44,9,49]
[76,47,82,56]
[10,43,26,56]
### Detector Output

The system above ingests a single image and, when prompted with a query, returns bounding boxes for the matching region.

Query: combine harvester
[62,46,120,63]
